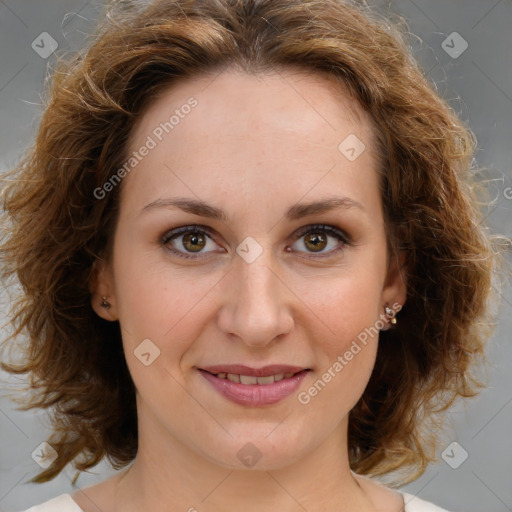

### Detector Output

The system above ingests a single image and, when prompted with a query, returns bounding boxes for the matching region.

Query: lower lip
[198,369,309,407]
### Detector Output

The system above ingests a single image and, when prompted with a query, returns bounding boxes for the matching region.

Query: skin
[82,68,407,512]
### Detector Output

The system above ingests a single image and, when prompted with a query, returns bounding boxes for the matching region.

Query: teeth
[215,372,296,385]
[240,375,258,384]
[254,375,275,384]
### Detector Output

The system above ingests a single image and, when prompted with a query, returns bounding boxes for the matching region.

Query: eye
[161,223,351,261]
[162,225,222,260]
[289,224,350,258]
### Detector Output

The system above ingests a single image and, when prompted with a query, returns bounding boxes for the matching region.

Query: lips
[199,364,307,377]
[198,365,310,406]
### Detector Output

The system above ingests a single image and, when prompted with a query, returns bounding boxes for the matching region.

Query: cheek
[302,263,385,349]
[295,254,385,402]
[313,280,381,376]
[112,241,222,356]
[300,280,381,416]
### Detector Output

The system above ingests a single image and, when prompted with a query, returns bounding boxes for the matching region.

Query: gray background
[0,1,511,511]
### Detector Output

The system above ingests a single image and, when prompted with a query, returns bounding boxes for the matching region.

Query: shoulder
[351,471,453,512]
[22,494,84,512]
[402,491,454,512]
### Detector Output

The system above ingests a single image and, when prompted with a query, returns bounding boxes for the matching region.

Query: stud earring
[385,306,397,325]
[100,296,111,310]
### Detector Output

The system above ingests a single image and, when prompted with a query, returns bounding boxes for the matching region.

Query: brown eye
[303,232,328,252]
[291,224,350,258]
[182,232,206,252]
[162,226,221,260]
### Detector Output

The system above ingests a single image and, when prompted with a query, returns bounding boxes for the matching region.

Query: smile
[207,371,299,384]
[198,368,310,406]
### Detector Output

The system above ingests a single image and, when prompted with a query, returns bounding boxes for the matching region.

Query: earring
[100,296,111,310]
[385,306,397,325]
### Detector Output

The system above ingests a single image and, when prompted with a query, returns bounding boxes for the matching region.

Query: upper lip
[199,364,309,377]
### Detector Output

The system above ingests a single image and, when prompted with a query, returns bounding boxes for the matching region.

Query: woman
[1,0,503,511]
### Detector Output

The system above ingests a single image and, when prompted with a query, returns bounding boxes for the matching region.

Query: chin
[196,426,313,471]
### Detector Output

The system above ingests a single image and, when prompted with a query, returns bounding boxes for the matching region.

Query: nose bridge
[219,239,293,346]
[239,251,279,308]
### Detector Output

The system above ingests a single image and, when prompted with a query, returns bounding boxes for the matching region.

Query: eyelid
[289,224,351,260]
[161,225,222,261]
[161,224,213,244]
[295,224,351,244]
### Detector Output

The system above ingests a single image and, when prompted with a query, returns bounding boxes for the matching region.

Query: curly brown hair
[0,0,505,487]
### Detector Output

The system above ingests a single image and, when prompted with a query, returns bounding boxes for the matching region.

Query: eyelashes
[161,223,352,261]
[162,225,221,260]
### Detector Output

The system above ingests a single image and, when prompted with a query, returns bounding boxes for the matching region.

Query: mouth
[199,369,306,385]
[197,365,311,406]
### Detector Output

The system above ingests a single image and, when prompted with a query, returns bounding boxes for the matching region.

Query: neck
[115,406,377,512]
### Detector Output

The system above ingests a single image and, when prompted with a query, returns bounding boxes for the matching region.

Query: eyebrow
[141,196,365,222]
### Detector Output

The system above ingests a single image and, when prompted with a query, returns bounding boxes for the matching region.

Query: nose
[217,243,294,348]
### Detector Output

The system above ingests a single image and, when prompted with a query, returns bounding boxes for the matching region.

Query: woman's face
[92,68,406,470]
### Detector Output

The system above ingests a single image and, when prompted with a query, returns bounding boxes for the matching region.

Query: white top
[22,491,453,511]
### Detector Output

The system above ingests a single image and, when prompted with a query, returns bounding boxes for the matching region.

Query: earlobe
[89,258,119,321]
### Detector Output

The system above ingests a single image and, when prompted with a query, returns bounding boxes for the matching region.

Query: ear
[381,247,408,316]
[89,258,119,321]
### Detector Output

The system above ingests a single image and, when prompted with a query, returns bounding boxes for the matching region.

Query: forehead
[120,68,381,222]
[128,67,375,155]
